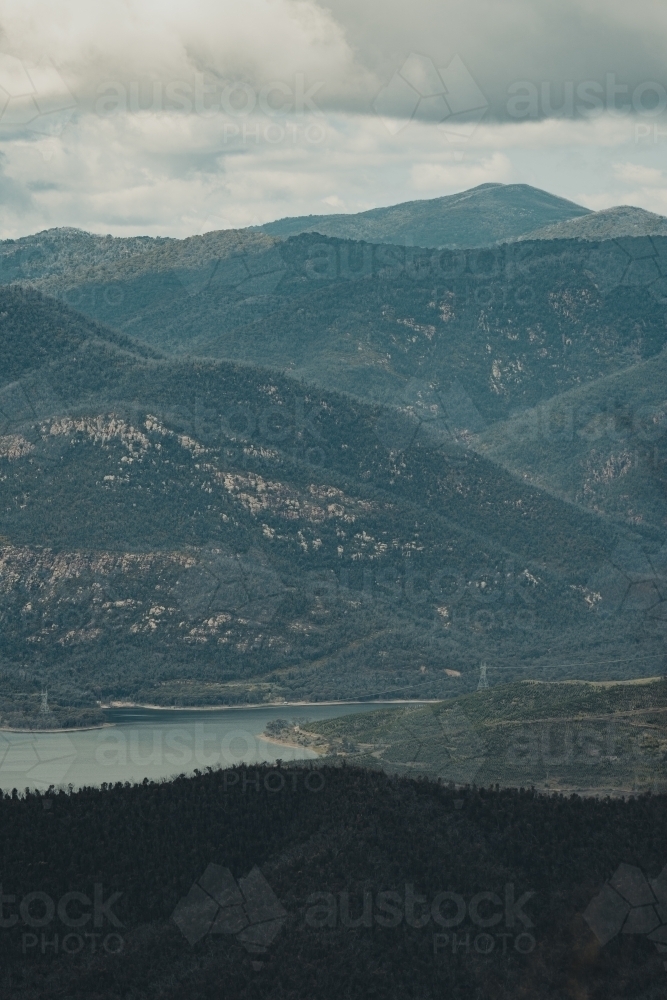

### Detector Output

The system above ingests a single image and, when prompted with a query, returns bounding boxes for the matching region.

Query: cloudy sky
[1,0,667,237]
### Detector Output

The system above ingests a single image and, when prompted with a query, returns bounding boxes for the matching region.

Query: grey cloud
[3,0,667,127]
[321,0,667,121]
[0,152,32,211]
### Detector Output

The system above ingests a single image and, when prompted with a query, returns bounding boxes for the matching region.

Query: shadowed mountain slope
[6,232,667,429]
[472,346,667,532]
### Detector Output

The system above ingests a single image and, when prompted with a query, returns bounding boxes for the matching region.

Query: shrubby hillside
[1,286,664,724]
[5,230,667,428]
[282,678,667,797]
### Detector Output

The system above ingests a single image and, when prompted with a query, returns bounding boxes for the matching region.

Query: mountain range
[0,182,666,726]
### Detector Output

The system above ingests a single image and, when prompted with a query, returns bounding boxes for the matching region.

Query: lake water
[0,703,400,791]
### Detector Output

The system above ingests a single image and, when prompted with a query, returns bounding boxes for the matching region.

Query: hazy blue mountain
[251,183,590,248]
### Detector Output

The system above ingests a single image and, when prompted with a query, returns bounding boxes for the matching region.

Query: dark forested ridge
[0,766,666,998]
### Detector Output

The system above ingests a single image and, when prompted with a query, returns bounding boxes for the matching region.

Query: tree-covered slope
[0,284,160,384]
[472,346,667,532]
[287,678,667,795]
[10,232,667,433]
[2,288,663,724]
[0,766,666,999]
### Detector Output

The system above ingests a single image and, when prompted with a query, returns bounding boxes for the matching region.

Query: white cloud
[612,162,664,186]
[0,0,374,112]
[1,107,667,238]
[3,0,667,121]
[410,153,514,191]
[1,2,667,235]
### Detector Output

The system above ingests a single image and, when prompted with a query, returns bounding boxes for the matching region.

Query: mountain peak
[253,182,589,249]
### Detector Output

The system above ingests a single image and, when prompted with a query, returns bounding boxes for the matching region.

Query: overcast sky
[1,0,667,237]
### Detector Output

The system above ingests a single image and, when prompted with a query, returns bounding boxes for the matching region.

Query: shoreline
[101,699,438,712]
[0,700,433,734]
[0,722,116,734]
[258,732,325,754]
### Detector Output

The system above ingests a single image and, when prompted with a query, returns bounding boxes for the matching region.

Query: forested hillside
[6,231,666,426]
[0,766,665,998]
[1,286,664,725]
[278,678,667,796]
[473,346,667,532]
[2,185,667,726]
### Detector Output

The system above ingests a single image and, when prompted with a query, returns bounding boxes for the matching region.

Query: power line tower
[477,662,488,691]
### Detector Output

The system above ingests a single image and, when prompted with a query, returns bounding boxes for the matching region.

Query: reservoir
[0,702,403,791]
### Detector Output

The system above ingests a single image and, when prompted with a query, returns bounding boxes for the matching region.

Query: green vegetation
[1,189,667,728]
[0,283,665,723]
[293,679,667,795]
[514,205,667,241]
[0,673,105,729]
[16,234,665,431]
[473,346,667,531]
